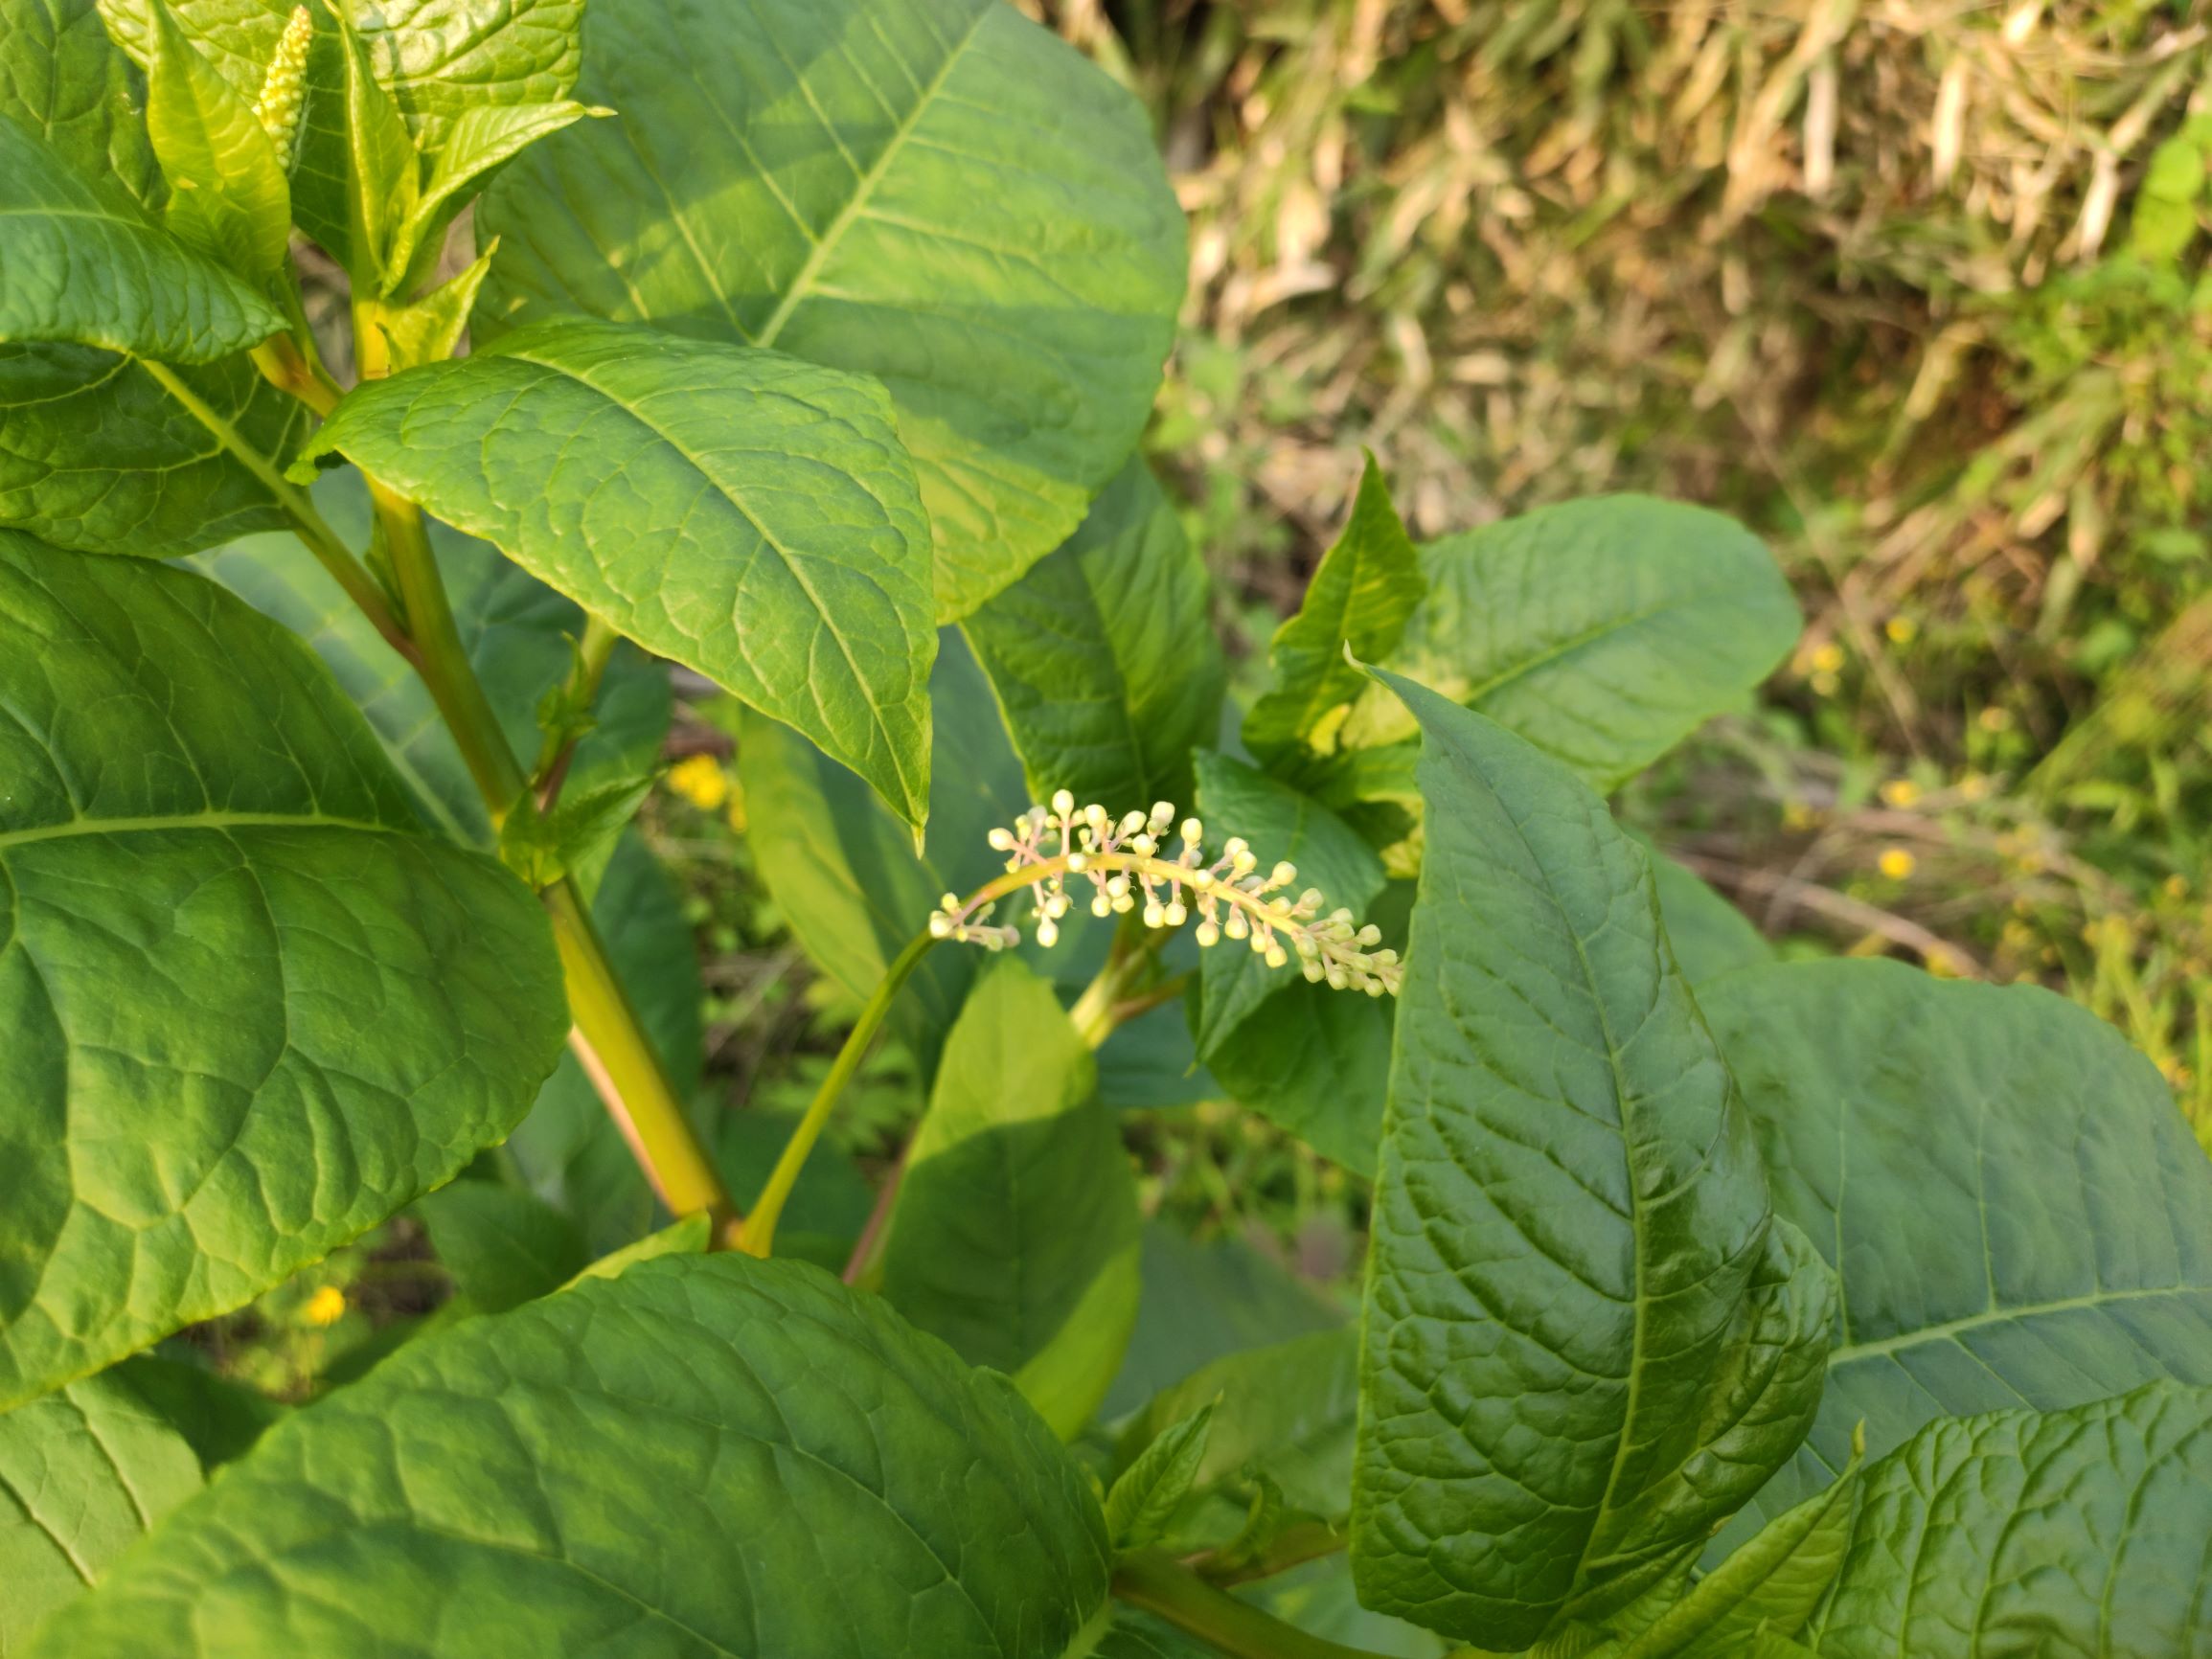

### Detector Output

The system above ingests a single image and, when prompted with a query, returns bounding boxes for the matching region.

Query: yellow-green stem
[739,927,938,1258]
[1109,1553,1392,1659]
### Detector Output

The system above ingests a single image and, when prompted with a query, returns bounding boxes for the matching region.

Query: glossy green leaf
[368,244,490,370]
[1243,458,1423,771]
[29,1255,1112,1656]
[0,535,569,1409]
[0,111,280,359]
[0,1370,203,1652]
[882,959,1140,1440]
[1700,960,2212,1532]
[1106,1399,1215,1551]
[479,0,1187,623]
[331,7,415,289]
[565,1212,709,1286]
[416,1181,588,1314]
[143,0,287,282]
[1807,1380,2212,1657]
[1117,1328,1359,1536]
[1189,752,1385,1061]
[1339,497,1800,792]
[347,0,582,160]
[963,456,1222,812]
[1350,675,1832,1648]
[0,343,308,556]
[391,100,594,288]
[300,317,936,827]
[1647,849,1771,985]
[1614,1447,1860,1657]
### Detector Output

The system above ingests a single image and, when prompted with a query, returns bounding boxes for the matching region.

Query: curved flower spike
[929,791,1402,997]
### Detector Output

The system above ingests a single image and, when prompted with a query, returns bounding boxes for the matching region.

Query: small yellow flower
[1884,615,1918,645]
[1810,671,1841,698]
[667,753,728,811]
[1977,706,2013,734]
[1810,642,1847,674]
[303,1285,347,1328]
[1926,948,1961,978]
[1879,779,1921,808]
[1878,847,1916,879]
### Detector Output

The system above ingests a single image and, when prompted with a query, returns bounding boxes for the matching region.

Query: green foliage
[2,2,2208,1654]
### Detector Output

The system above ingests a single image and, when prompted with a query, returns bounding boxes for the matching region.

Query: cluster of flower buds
[926,791,1402,997]
[253,7,313,162]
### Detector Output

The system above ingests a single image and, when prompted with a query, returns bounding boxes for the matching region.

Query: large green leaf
[141,0,287,283]
[414,1180,587,1314]
[1701,960,2212,1532]
[478,0,1187,623]
[29,1255,1112,1655]
[0,1369,203,1652]
[1201,980,1394,1176]
[1243,459,1423,772]
[0,110,279,360]
[1189,752,1385,1061]
[0,343,307,556]
[963,456,1221,812]
[299,318,936,827]
[0,535,569,1409]
[1807,1380,2212,1657]
[882,959,1140,1440]
[1335,497,1800,794]
[1646,847,1771,985]
[1350,675,1833,1648]
[0,0,158,204]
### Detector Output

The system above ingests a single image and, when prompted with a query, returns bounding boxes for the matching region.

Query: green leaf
[498,771,654,893]
[1103,1222,1343,1420]
[0,342,308,555]
[564,1210,710,1285]
[298,317,937,828]
[1243,457,1424,771]
[1116,1328,1360,1534]
[0,535,569,1409]
[1340,496,1801,792]
[1646,848,1771,985]
[331,5,416,289]
[0,111,281,359]
[415,1180,588,1313]
[1095,1610,1219,1659]
[1700,959,2212,1534]
[30,1255,1113,1656]
[143,0,288,282]
[1106,1399,1217,1552]
[1806,1381,2212,1657]
[0,0,159,206]
[882,959,1141,1440]
[102,1352,284,1469]
[963,456,1222,812]
[346,0,582,161]
[0,1369,204,1650]
[1201,978,1394,1175]
[366,240,490,370]
[390,100,594,287]
[1189,752,1386,1061]
[478,0,1187,624]
[1350,675,1832,1648]
[1614,1444,1860,1657]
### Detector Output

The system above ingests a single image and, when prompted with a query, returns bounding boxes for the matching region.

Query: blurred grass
[1013,0,2212,1144]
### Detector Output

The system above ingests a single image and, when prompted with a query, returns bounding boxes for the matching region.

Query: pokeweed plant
[1,0,2209,1654]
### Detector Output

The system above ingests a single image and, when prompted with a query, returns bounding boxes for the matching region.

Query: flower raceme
[927,791,1404,997]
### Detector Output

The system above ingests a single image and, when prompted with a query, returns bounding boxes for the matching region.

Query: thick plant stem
[740,928,939,1258]
[361,470,741,1246]
[1110,1554,1391,1659]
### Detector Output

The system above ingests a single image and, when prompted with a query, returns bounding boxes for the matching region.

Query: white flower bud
[1164,901,1187,926]
[1052,788,1075,815]
[1303,959,1325,982]
[1037,918,1059,948]
[1112,893,1134,914]
[1224,910,1249,940]
[1180,818,1203,846]
[928,915,951,938]
[988,827,1015,851]
[1195,920,1220,947]
[1357,924,1381,946]
[1269,861,1297,888]
[1151,801,1175,830]
[1365,978,1387,997]
[1091,894,1112,918]
[1066,852,1088,874]
[1130,832,1157,855]
[1119,810,1147,837]
[1143,902,1165,928]
[941,893,960,911]
[1264,943,1288,968]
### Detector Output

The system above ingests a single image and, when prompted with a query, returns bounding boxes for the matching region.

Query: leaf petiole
[1109,1552,1395,1659]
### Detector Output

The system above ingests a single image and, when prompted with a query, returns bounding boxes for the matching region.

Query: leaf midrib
[1828,1282,2212,1367]
[0,809,401,852]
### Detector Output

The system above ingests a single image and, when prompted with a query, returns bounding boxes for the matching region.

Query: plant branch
[533,612,621,811]
[1110,1553,1393,1659]
[739,927,937,1258]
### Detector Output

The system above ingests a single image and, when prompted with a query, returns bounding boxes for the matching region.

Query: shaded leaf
[1646,848,1771,985]
[29,1256,1112,1657]
[102,1352,283,1469]
[882,959,1140,1439]
[331,6,416,289]
[1201,978,1394,1175]
[1808,1381,2212,1658]
[1701,959,2212,1536]
[1350,675,1830,1647]
[479,0,1186,622]
[1106,1399,1216,1551]
[299,318,936,828]
[415,1181,588,1314]
[0,535,569,1408]
[964,455,1222,812]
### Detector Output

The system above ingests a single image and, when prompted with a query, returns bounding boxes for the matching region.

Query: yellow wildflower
[1810,642,1846,674]
[303,1284,346,1328]
[1977,706,2013,734]
[1884,615,1917,645]
[1879,779,1920,808]
[667,754,728,811]
[1878,847,1916,879]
